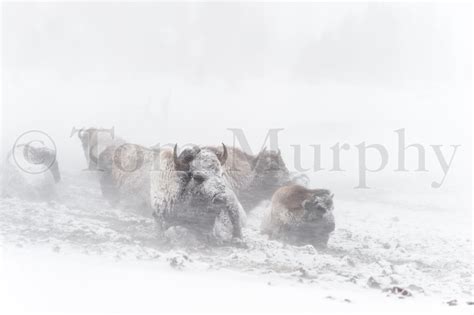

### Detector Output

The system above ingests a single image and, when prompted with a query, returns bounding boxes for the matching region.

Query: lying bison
[205,146,292,211]
[96,142,244,241]
[261,184,335,248]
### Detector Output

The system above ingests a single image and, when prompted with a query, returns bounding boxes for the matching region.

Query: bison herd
[6,128,336,248]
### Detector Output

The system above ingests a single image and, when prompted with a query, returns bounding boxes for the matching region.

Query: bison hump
[272,185,313,212]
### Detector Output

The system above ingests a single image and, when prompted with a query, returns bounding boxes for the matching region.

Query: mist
[2,2,472,199]
[1,3,473,313]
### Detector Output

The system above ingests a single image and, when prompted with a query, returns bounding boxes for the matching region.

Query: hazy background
[1,2,472,209]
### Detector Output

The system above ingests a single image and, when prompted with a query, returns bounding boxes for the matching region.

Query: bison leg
[226,204,243,239]
[100,172,120,206]
[152,212,171,240]
[151,204,171,237]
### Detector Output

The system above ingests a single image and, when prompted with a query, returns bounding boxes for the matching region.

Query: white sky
[1,2,472,193]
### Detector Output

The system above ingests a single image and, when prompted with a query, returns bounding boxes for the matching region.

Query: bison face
[23,145,61,183]
[170,144,243,239]
[302,190,334,221]
[288,190,335,248]
[187,151,228,205]
[252,148,291,190]
[174,144,230,207]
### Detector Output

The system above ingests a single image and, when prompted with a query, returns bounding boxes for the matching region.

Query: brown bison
[261,184,335,248]
[205,146,292,211]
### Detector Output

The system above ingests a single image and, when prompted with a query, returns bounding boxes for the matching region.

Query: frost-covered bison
[97,143,156,211]
[204,146,292,211]
[96,142,243,241]
[261,185,335,248]
[1,144,61,200]
[151,144,244,242]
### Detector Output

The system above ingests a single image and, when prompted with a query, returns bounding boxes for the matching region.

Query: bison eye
[176,171,191,182]
[192,172,207,184]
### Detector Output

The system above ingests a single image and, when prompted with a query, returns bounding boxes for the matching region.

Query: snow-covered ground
[0,171,472,314]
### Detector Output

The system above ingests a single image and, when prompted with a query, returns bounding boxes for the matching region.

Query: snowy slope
[0,171,472,314]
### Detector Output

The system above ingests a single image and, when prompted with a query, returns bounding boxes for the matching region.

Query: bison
[96,142,156,211]
[2,143,61,200]
[204,146,292,211]
[96,142,244,241]
[261,184,335,248]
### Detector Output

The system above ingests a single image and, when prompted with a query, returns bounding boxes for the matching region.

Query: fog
[2,2,472,198]
[1,5,473,310]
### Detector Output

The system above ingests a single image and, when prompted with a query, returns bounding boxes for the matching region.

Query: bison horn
[173,144,184,171]
[218,143,228,165]
[174,144,196,171]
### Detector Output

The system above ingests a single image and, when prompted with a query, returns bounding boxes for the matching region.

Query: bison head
[167,143,242,239]
[23,145,61,183]
[251,148,291,194]
[302,189,334,220]
[288,189,335,249]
